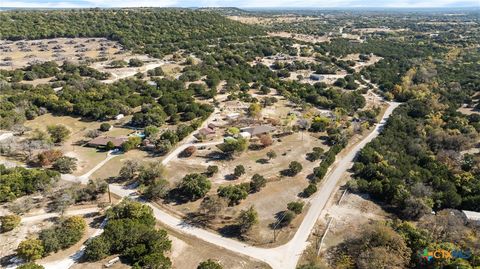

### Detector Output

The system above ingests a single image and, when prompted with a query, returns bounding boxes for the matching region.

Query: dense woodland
[0,9,263,57]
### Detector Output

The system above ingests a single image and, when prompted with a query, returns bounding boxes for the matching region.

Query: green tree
[143,179,169,201]
[233,165,246,178]
[250,174,266,192]
[237,206,258,234]
[47,125,70,144]
[105,141,115,150]
[144,125,160,138]
[217,184,249,206]
[179,173,211,201]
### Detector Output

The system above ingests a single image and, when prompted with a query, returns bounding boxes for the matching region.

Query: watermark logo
[420,248,472,261]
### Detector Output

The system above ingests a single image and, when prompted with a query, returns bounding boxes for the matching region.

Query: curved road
[110,101,401,269]
[43,101,400,269]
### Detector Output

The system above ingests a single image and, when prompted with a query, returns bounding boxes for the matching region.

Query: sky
[1,0,479,8]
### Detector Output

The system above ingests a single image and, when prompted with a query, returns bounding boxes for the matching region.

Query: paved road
[40,101,400,269]
[109,101,401,269]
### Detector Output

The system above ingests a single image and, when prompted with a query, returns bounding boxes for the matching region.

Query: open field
[0,38,122,70]
[163,131,329,244]
[268,32,330,43]
[23,113,136,175]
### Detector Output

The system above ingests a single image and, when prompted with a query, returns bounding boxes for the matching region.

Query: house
[195,127,215,139]
[240,125,276,137]
[207,123,217,130]
[87,136,128,148]
[115,114,125,120]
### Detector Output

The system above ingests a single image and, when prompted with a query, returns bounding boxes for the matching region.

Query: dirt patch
[0,38,123,70]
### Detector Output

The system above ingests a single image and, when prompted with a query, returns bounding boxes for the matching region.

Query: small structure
[226,112,240,121]
[115,114,125,120]
[223,136,237,143]
[310,74,324,81]
[87,136,128,148]
[239,131,251,139]
[195,127,215,139]
[207,123,217,130]
[240,125,276,137]
[463,210,480,225]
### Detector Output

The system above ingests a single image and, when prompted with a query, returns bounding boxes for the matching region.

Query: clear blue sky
[2,0,479,8]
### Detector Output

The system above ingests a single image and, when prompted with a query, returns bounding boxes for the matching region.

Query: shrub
[17,239,44,261]
[39,216,86,254]
[36,149,63,167]
[205,165,219,177]
[287,201,304,215]
[303,184,317,197]
[47,125,70,144]
[1,214,21,233]
[197,259,223,269]
[99,123,111,131]
[250,174,266,192]
[217,183,250,206]
[287,161,303,176]
[129,58,144,67]
[233,165,246,178]
[52,156,77,173]
[237,206,258,234]
[279,210,296,227]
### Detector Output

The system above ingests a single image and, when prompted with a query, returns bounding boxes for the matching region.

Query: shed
[239,132,251,139]
[226,113,240,121]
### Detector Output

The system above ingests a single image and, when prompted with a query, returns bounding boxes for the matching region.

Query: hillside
[0,8,264,57]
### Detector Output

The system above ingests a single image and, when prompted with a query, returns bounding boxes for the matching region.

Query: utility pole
[107,184,112,204]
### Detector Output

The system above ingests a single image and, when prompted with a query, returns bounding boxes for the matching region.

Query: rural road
[35,100,400,269]
[20,207,99,223]
[109,101,401,269]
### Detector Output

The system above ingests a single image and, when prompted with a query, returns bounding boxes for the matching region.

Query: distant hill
[0,8,264,57]
[196,7,253,16]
